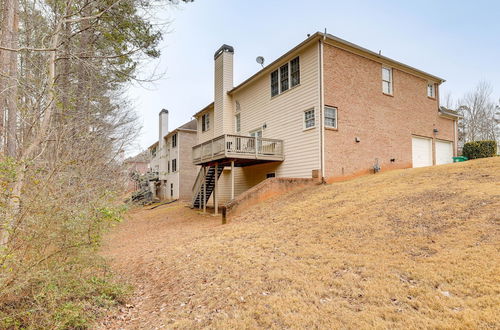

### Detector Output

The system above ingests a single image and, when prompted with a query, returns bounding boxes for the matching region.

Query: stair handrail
[191,167,207,206]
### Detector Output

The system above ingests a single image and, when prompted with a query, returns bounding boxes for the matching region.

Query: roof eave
[193,102,215,118]
[322,33,446,83]
[228,32,323,95]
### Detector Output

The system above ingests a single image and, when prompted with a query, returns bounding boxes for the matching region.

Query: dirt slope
[101,158,500,329]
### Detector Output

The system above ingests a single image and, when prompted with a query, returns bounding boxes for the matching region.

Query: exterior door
[250,129,263,153]
[412,136,433,168]
[435,140,453,165]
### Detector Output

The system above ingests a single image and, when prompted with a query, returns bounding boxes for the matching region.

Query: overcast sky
[127,0,500,154]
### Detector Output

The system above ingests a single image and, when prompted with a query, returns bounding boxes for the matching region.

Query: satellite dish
[256,56,265,67]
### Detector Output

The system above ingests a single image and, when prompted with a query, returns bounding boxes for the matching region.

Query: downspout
[319,37,326,182]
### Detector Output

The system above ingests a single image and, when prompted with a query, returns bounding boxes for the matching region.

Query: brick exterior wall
[323,43,456,180]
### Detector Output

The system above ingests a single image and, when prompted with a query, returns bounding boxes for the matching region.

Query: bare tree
[0,0,19,156]
[457,81,498,147]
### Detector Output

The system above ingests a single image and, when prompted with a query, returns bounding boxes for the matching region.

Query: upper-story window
[172,133,177,148]
[171,159,177,172]
[291,57,300,86]
[427,83,436,98]
[235,113,241,133]
[201,113,210,132]
[271,71,279,97]
[304,109,315,129]
[279,64,289,93]
[324,106,337,129]
[151,146,157,158]
[270,56,300,97]
[382,67,393,95]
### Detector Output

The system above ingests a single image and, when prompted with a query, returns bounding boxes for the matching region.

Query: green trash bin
[453,156,468,162]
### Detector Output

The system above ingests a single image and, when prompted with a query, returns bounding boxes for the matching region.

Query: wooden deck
[192,134,284,166]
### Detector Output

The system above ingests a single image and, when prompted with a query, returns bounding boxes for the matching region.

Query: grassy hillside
[105,158,500,329]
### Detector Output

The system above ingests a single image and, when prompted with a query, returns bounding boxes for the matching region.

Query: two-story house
[190,32,459,210]
[148,109,198,200]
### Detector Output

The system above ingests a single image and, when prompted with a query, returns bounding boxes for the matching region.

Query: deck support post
[202,166,206,213]
[231,160,235,200]
[214,163,218,215]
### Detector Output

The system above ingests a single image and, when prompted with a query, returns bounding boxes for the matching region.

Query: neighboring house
[147,109,198,200]
[190,32,460,208]
[123,151,150,191]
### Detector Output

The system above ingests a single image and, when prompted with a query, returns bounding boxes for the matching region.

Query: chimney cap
[159,109,169,115]
[214,44,234,60]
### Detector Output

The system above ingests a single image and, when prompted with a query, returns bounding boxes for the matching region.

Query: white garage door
[435,140,453,165]
[412,136,432,168]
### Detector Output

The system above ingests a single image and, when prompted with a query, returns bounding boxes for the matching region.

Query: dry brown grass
[101,158,500,329]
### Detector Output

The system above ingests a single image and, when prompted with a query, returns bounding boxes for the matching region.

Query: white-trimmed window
[324,106,337,128]
[270,57,300,97]
[171,133,177,148]
[201,113,210,132]
[171,159,177,172]
[279,63,289,93]
[235,113,241,133]
[290,57,300,86]
[427,83,436,98]
[304,109,315,129]
[382,67,393,95]
[270,71,279,97]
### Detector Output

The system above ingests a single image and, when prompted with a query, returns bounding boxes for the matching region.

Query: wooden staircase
[191,165,224,208]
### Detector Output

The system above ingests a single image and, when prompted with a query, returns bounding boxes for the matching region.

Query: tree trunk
[1,9,60,246]
[6,0,19,157]
[0,0,17,155]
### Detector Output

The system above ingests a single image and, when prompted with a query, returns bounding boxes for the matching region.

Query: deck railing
[192,134,284,165]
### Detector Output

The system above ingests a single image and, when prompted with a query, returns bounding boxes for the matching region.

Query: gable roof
[125,150,150,163]
[192,32,446,117]
[193,102,214,118]
[228,32,445,95]
[179,119,197,130]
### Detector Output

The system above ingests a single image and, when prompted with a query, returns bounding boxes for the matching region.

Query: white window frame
[324,106,337,129]
[427,83,436,98]
[382,66,393,95]
[270,56,300,97]
[235,113,241,133]
[171,133,177,148]
[171,158,177,172]
[303,108,315,130]
[201,113,210,132]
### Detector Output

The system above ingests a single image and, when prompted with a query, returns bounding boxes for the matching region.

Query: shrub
[462,140,497,159]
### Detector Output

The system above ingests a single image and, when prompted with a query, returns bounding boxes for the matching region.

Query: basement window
[270,57,300,97]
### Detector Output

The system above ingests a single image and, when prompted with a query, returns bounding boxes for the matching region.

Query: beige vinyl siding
[196,107,215,144]
[214,52,234,137]
[178,131,199,200]
[162,133,180,198]
[214,43,320,203]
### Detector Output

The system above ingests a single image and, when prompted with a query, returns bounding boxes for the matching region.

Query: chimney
[213,44,234,136]
[159,109,169,142]
[158,109,169,178]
